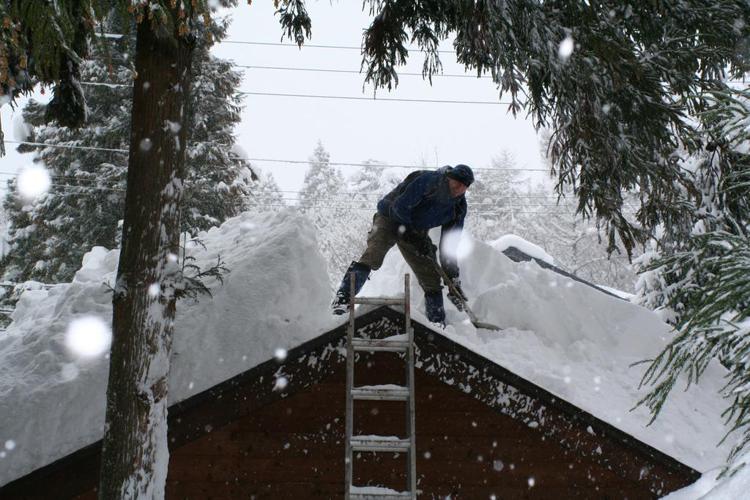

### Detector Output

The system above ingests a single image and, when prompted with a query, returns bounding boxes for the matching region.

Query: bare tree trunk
[99,10,194,499]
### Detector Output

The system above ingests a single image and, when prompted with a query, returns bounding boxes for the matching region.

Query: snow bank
[490,233,554,265]
[362,234,733,473]
[663,456,750,500]
[0,209,338,486]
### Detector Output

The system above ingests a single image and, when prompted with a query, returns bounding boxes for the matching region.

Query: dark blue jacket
[377,167,467,231]
[377,167,467,277]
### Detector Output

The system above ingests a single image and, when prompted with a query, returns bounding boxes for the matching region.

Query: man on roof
[332,164,474,324]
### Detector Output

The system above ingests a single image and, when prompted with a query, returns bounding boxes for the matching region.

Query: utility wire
[220,39,457,55]
[16,182,637,212]
[76,82,514,105]
[233,63,490,79]
[100,33,461,55]
[235,90,511,105]
[4,141,549,172]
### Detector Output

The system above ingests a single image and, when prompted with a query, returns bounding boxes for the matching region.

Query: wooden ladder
[345,273,417,499]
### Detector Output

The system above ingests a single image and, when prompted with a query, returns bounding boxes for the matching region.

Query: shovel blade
[471,320,503,331]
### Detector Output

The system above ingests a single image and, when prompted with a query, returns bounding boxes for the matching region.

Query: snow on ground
[361,231,734,474]
[0,209,338,486]
[0,210,736,492]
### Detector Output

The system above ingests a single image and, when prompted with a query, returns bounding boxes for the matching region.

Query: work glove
[446,277,467,312]
[398,227,433,256]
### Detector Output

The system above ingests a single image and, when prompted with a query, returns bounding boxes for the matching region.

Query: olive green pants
[358,214,442,293]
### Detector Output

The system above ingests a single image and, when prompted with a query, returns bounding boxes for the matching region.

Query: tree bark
[99,11,194,499]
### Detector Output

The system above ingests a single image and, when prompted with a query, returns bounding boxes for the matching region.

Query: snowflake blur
[18,165,52,200]
[439,228,474,263]
[65,316,112,358]
[558,35,574,61]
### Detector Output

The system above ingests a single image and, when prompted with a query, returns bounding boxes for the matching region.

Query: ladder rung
[353,297,405,306]
[352,385,409,401]
[352,336,409,352]
[350,486,412,499]
[351,435,411,453]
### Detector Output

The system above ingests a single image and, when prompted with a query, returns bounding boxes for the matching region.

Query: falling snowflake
[558,35,575,61]
[274,348,288,361]
[18,164,51,200]
[65,316,112,357]
[440,228,474,262]
[148,283,161,298]
[273,376,288,391]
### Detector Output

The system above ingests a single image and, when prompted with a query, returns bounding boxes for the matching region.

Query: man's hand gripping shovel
[431,261,502,331]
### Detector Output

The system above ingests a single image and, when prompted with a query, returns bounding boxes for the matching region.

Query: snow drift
[0,210,735,492]
[0,210,337,486]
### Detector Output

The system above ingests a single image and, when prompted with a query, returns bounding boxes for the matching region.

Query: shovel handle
[431,259,502,331]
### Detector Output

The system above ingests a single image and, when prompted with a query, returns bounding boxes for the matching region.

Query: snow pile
[663,455,750,499]
[362,233,732,473]
[490,233,554,265]
[0,209,337,486]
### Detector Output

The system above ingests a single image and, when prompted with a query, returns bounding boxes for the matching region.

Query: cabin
[0,302,698,499]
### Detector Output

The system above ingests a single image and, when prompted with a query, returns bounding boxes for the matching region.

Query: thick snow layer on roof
[490,233,554,265]
[0,210,733,489]
[362,233,733,473]
[0,209,338,486]
[663,452,750,500]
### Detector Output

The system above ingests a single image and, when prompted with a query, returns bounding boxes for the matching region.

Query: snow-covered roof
[0,210,733,488]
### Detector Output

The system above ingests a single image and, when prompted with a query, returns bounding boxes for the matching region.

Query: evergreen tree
[636,87,750,463]
[298,141,350,281]
[1,33,132,283]
[340,160,400,277]
[0,17,250,284]
[245,169,286,212]
[465,152,526,242]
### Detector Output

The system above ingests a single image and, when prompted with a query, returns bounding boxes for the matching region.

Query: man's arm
[385,173,434,226]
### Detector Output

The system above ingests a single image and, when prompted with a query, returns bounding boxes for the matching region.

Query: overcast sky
[0,1,547,194]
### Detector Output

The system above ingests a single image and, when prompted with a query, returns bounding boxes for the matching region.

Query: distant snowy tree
[520,188,639,292]
[465,152,527,241]
[0,17,250,284]
[245,169,286,212]
[299,141,351,280]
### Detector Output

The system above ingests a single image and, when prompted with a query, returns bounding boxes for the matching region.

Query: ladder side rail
[345,272,356,499]
[404,274,417,498]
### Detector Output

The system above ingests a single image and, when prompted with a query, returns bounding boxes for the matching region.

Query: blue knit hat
[446,164,474,187]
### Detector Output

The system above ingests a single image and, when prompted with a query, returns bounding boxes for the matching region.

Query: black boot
[424,291,445,325]
[332,261,371,315]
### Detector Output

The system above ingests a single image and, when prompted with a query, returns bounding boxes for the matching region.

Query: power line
[100,33,463,56]
[5,141,549,172]
[233,64,490,79]
[236,90,511,105]
[75,82,513,105]
[6,140,128,154]
[220,39,457,55]
[80,81,131,88]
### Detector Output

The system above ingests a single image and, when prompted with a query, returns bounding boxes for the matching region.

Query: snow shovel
[431,261,502,331]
